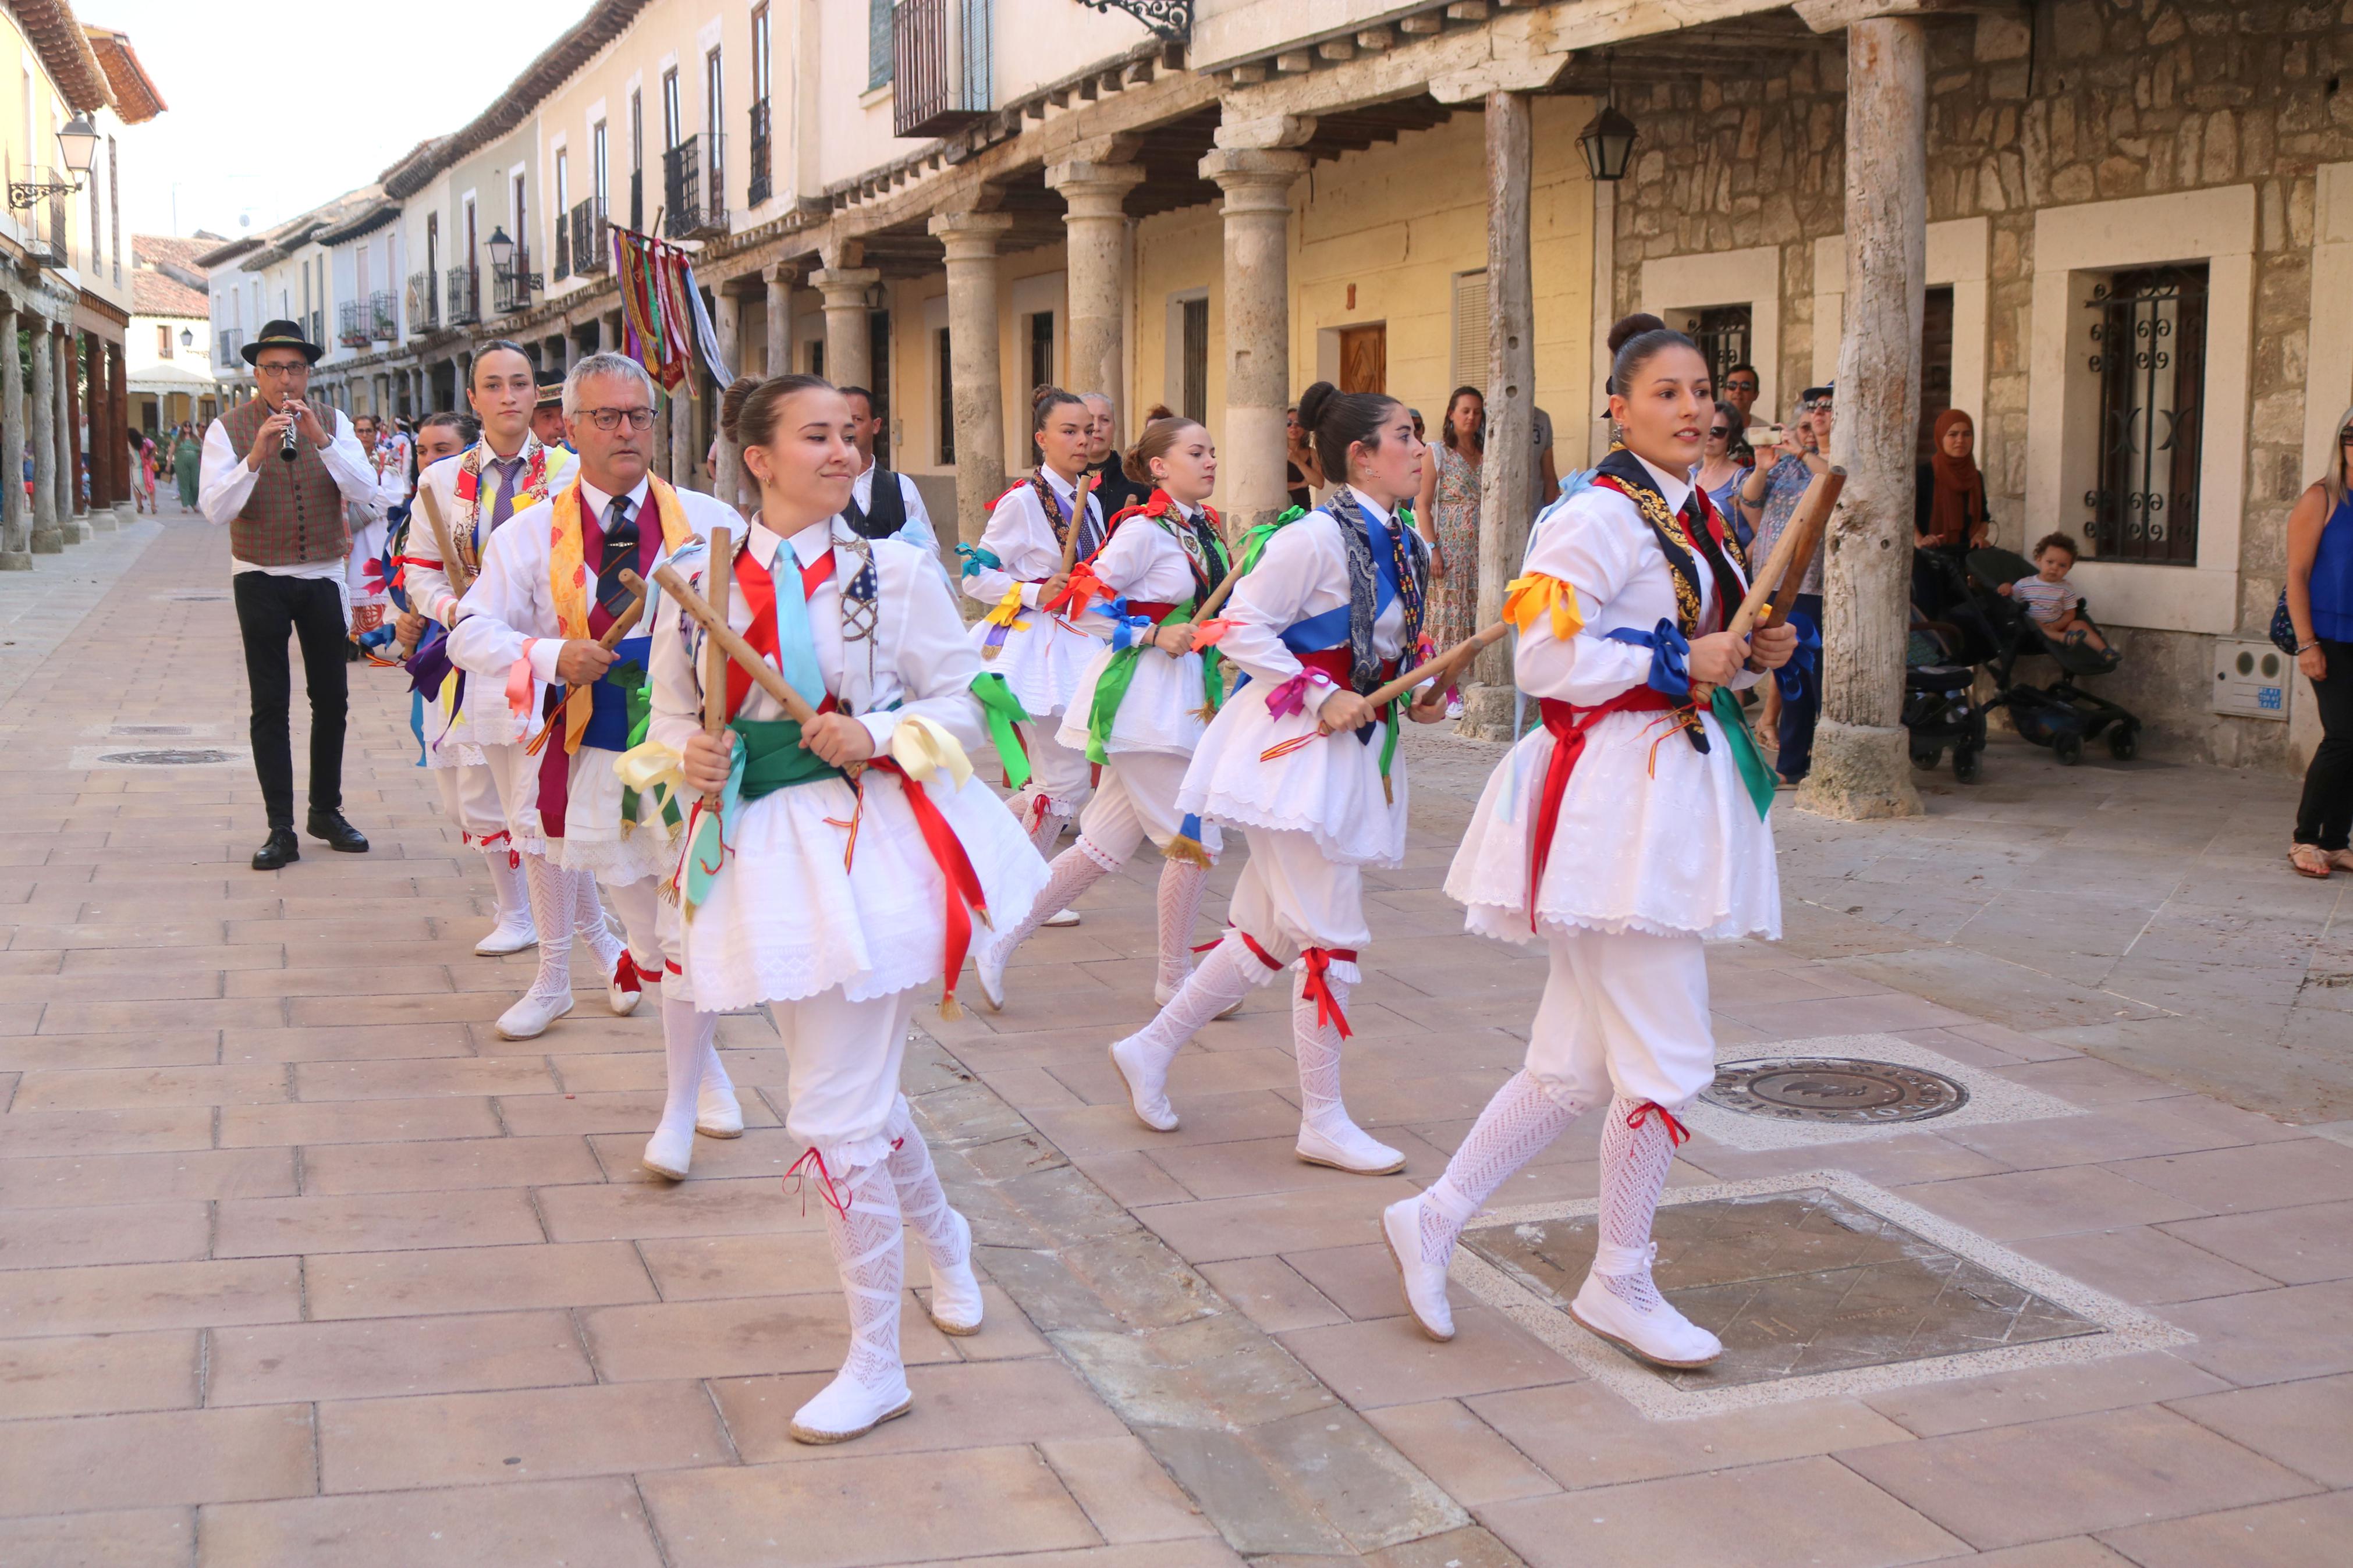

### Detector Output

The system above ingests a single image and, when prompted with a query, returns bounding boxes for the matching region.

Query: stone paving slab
[1,519,2349,1565]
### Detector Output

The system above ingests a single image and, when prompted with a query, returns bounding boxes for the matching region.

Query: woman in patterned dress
[1422,387,1484,715]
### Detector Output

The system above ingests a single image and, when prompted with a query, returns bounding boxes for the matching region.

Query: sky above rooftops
[95,0,590,237]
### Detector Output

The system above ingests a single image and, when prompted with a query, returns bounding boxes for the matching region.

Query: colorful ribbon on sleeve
[1604,620,1695,702]
[1773,605,1822,703]
[1503,573,1587,643]
[957,543,1002,579]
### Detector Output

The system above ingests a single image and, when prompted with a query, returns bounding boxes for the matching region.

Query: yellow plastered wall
[1131,100,1595,477]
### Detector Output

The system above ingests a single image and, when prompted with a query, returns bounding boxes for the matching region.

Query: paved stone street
[2,517,2349,1567]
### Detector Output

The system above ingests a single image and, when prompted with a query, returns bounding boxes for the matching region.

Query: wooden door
[1339,325,1386,395]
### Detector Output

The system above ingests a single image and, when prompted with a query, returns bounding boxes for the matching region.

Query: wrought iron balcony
[629,169,643,232]
[894,0,994,141]
[492,246,538,314]
[368,291,398,342]
[446,265,480,326]
[336,300,371,349]
[407,270,438,332]
[663,133,727,240]
[748,98,772,209]
[553,219,571,283]
[570,198,609,275]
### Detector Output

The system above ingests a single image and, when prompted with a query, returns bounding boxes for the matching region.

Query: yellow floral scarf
[548,475,694,755]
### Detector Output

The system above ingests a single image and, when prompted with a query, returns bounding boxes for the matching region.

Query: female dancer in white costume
[1382,317,1796,1366]
[650,374,1049,1442]
[1105,382,1449,1175]
[974,408,1231,1009]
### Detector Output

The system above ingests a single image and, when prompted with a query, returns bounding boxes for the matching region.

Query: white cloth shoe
[1295,1118,1406,1175]
[1382,1196,1456,1341]
[882,1099,983,1336]
[1042,907,1082,928]
[474,842,537,955]
[641,1118,694,1181]
[918,1206,984,1335]
[1568,1247,1722,1368]
[607,952,645,1016]
[495,985,574,1041]
[475,911,538,957]
[1109,1035,1179,1131]
[696,1073,744,1138]
[973,937,1010,1012]
[791,1160,914,1444]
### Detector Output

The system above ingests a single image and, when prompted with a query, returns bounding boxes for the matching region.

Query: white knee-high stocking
[641,992,718,1179]
[572,869,625,970]
[477,842,535,952]
[790,1158,911,1442]
[1154,858,1209,997]
[1004,844,1113,956]
[882,1098,982,1334]
[1593,1096,1680,1310]
[1290,971,1403,1173]
[1418,1072,1581,1266]
[519,854,572,1000]
[1108,934,1269,1130]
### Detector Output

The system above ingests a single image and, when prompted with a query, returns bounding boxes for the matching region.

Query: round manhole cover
[1705,1058,1968,1125]
[98,749,231,766]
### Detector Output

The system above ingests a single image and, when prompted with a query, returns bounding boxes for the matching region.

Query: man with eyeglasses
[1722,364,1762,467]
[449,353,747,1098]
[401,342,581,971]
[197,318,384,870]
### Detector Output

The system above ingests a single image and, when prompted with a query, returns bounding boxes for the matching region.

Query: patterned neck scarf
[1324,486,1428,694]
[1032,469,1103,561]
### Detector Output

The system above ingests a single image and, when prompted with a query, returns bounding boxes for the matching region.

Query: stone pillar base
[0,550,31,571]
[87,509,118,533]
[30,531,62,554]
[113,502,136,528]
[1796,719,1922,820]
[61,518,92,544]
[1454,682,1524,743]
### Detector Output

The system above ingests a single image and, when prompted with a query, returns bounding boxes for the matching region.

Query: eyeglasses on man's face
[254,361,309,379]
[1726,379,1757,394]
[577,406,656,432]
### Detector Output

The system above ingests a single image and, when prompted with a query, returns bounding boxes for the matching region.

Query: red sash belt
[1125,600,1179,623]
[1525,687,1678,931]
[864,756,989,1016]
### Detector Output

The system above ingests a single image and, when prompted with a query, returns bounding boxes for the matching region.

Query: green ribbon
[611,662,682,834]
[1237,505,1306,575]
[732,717,849,801]
[1710,686,1777,820]
[969,673,1032,790]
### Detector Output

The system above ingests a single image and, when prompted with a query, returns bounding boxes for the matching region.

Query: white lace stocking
[821,1158,906,1391]
[1594,1096,1678,1311]
[656,993,712,1140]
[1155,858,1209,994]
[1291,969,1355,1137]
[519,854,572,1000]
[1125,935,1268,1074]
[992,844,1113,964]
[481,843,530,925]
[882,1100,965,1270]
[1027,797,1070,859]
[573,870,626,970]
[1421,1072,1580,1266]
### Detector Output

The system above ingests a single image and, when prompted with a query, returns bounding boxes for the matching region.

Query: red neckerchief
[726,539,837,720]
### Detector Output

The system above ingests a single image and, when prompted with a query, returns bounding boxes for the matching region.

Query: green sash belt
[731,717,848,801]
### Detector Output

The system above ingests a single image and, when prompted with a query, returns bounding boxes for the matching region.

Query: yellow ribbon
[887,714,974,790]
[613,738,692,820]
[1503,573,1587,643]
[982,584,1027,630]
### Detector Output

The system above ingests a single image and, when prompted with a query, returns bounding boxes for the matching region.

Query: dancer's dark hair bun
[1124,407,1205,485]
[1605,313,1698,400]
[1606,312,1669,358]
[1296,380,1338,431]
[1295,379,1403,484]
[1031,384,1087,435]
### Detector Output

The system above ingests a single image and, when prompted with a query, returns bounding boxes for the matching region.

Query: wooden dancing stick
[521,587,646,753]
[699,527,733,805]
[1057,472,1097,574]
[1192,554,1247,621]
[628,564,817,727]
[416,485,472,600]
[1361,622,1510,713]
[1692,465,1845,706]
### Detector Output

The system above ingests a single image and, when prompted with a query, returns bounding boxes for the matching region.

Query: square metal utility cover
[1452,1172,2189,1420]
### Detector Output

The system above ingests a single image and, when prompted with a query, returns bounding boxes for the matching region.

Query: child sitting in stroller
[2000,532,2110,656]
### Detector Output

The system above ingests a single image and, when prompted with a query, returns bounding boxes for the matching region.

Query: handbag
[2270,590,2302,656]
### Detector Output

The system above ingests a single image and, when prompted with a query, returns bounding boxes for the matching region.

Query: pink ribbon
[1264,669,1335,720]
[505,640,538,721]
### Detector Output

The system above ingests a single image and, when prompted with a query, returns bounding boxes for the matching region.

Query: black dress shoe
[306,811,370,853]
[251,828,300,871]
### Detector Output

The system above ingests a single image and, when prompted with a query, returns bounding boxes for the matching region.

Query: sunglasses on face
[1709,426,1731,439]
[2341,428,2353,446]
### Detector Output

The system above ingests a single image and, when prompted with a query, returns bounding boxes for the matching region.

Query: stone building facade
[1605,0,2353,769]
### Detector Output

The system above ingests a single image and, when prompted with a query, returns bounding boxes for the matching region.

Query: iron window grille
[893,0,994,141]
[368,291,398,342]
[662,134,726,239]
[1684,305,1752,399]
[748,98,772,209]
[407,271,438,331]
[571,200,609,275]
[336,301,371,349]
[446,266,480,326]
[1180,296,1208,425]
[553,220,571,282]
[2084,264,2207,566]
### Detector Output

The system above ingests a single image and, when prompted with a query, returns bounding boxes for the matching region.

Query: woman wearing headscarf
[1913,409,1991,614]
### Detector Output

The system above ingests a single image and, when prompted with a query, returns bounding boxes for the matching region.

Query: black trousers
[234,572,347,828]
[2296,638,2353,851]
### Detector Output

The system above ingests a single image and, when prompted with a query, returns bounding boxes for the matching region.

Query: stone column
[29,322,58,553]
[1807,15,1926,820]
[1460,90,1538,739]
[58,330,83,542]
[109,342,132,527]
[1046,155,1146,403]
[1201,142,1309,539]
[812,253,880,392]
[669,381,700,493]
[927,209,1016,543]
[0,300,26,568]
[598,312,616,354]
[713,291,745,512]
[765,264,793,375]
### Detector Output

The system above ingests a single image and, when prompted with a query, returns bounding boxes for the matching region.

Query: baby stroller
[1964,546,2142,766]
[1904,618,1989,783]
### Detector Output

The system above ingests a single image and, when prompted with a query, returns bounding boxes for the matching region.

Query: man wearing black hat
[531,371,572,451]
[197,319,384,869]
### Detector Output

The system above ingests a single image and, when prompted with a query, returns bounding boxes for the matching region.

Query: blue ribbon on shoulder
[1774,606,1822,702]
[1604,619,1694,702]
[957,543,1002,579]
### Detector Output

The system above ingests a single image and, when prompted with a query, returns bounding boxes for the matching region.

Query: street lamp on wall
[1576,58,1639,183]
[7,115,102,209]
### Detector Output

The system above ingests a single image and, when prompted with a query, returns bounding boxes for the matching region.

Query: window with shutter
[1450,271,1488,394]
[870,0,895,89]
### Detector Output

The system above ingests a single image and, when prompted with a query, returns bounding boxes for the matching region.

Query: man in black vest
[837,385,945,575]
[196,320,382,869]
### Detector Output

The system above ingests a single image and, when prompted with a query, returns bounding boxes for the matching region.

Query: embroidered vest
[219,398,350,567]
[842,464,907,540]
